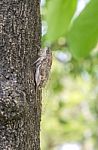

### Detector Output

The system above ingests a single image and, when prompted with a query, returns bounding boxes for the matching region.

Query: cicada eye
[46,47,50,54]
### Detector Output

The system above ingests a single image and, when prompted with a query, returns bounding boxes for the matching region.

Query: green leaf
[46,0,77,42]
[67,0,98,59]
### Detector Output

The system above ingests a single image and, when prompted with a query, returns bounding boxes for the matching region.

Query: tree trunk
[0,0,41,149]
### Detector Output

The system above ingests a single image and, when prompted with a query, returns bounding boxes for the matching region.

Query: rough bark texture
[0,0,41,149]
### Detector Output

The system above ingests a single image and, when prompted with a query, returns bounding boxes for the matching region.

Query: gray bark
[0,0,41,149]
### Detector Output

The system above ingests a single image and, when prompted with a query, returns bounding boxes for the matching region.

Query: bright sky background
[76,0,90,16]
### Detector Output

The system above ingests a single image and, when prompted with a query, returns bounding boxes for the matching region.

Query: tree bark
[0,0,41,149]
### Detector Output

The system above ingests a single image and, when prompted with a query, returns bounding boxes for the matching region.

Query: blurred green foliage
[67,0,98,58]
[41,54,98,150]
[46,0,77,42]
[41,0,98,150]
[42,0,98,59]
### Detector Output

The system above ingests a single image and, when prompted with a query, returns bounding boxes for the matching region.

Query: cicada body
[34,47,52,88]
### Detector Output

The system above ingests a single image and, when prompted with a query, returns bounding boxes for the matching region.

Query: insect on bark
[34,47,52,89]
